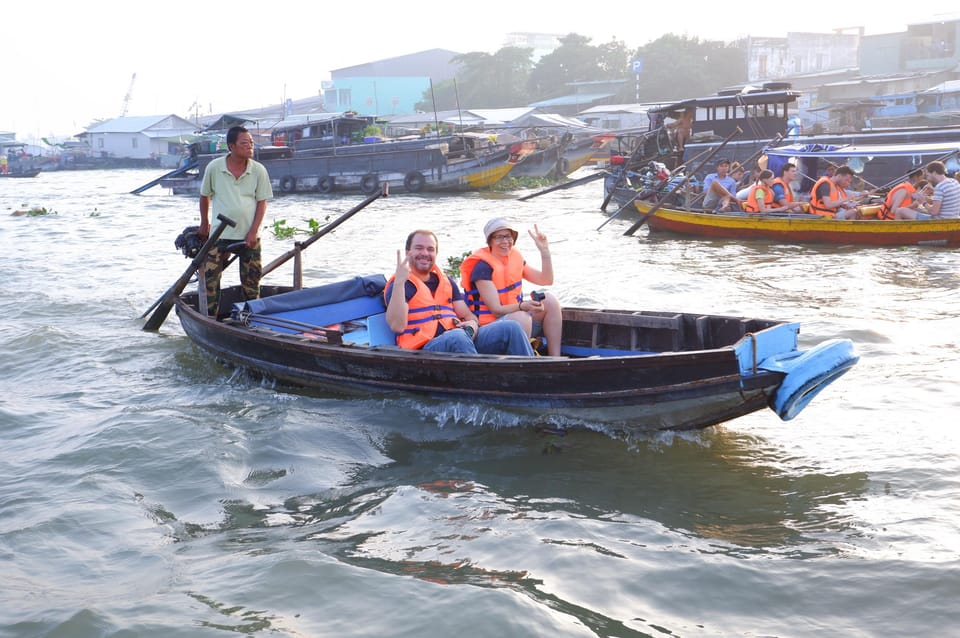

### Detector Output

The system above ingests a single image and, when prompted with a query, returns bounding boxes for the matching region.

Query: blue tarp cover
[239,274,387,315]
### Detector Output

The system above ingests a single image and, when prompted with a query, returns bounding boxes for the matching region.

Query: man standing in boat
[198,126,273,316]
[385,230,534,356]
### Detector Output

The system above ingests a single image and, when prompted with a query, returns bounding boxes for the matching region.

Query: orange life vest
[459,247,524,325]
[771,177,794,203]
[809,176,846,218]
[742,183,775,213]
[878,181,916,220]
[385,265,458,350]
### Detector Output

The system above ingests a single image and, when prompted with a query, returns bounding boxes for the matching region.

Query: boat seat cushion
[250,296,388,335]
[342,312,398,347]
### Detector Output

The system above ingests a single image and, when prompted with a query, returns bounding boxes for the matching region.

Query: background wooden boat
[173,276,857,433]
[633,200,960,247]
[0,168,41,178]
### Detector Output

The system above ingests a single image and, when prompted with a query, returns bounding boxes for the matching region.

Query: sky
[1,2,953,142]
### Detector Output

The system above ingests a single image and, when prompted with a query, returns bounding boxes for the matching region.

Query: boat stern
[737,325,859,421]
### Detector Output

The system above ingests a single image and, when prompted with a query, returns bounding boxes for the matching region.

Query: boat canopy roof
[648,90,801,115]
[766,141,960,158]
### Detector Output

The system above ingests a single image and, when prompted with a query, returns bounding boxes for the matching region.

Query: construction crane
[121,72,137,117]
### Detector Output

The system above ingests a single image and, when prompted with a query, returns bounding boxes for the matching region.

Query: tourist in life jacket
[460,218,563,356]
[384,229,533,355]
[770,163,806,213]
[895,161,960,220]
[742,169,778,213]
[877,168,929,220]
[809,165,862,219]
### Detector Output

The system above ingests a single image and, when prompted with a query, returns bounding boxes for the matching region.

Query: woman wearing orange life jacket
[742,169,777,213]
[460,218,563,356]
[809,165,861,220]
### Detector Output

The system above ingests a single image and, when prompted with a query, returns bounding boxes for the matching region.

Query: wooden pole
[622,127,742,236]
[142,214,236,331]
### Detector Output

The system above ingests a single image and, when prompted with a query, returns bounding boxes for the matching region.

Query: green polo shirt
[200,155,273,240]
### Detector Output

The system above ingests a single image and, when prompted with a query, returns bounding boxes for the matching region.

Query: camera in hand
[531,291,545,302]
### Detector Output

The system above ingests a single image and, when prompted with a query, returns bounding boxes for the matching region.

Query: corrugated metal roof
[86,115,185,133]
[921,80,960,94]
[579,103,663,114]
[527,93,615,108]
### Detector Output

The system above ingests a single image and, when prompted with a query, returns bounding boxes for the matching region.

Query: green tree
[417,47,534,110]
[527,33,597,98]
[623,34,747,103]
[415,33,747,112]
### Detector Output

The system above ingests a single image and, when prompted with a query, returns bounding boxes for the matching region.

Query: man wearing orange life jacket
[742,169,778,213]
[878,168,928,220]
[384,229,533,355]
[461,218,563,356]
[770,163,806,213]
[809,165,861,219]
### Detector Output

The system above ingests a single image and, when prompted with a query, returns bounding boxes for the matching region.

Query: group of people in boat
[384,218,563,357]
[197,125,563,358]
[699,157,960,220]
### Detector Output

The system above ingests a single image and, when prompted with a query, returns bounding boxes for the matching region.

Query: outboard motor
[174,225,204,259]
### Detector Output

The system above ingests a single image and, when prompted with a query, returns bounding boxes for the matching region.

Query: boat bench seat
[562,308,683,353]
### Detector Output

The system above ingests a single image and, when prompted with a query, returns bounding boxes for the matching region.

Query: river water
[2,168,959,637]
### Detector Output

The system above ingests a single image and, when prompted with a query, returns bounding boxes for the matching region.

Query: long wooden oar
[261,183,388,278]
[517,170,607,201]
[596,145,716,231]
[685,132,784,210]
[594,147,710,232]
[622,127,742,236]
[600,128,670,212]
[142,214,236,331]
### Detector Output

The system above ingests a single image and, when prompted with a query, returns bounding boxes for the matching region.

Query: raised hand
[395,249,411,282]
[528,224,549,251]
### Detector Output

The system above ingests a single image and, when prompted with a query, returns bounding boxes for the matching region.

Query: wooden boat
[511,134,612,178]
[631,200,960,246]
[604,137,960,246]
[173,274,857,433]
[151,114,520,195]
[0,167,41,178]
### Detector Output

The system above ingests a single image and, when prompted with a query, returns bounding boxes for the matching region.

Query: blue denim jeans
[421,321,534,356]
[475,320,534,356]
[422,328,477,354]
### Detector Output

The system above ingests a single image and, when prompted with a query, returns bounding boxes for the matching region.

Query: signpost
[631,57,643,102]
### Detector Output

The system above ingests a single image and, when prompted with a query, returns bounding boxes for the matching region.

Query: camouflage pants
[202,238,262,317]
